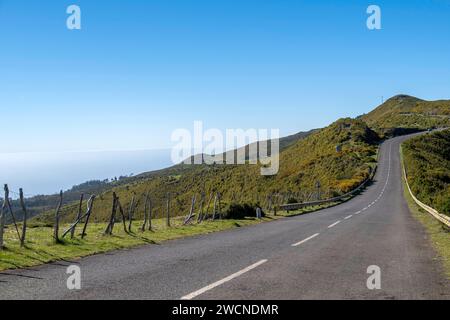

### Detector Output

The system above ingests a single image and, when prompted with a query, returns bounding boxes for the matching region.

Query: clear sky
[1,0,450,153]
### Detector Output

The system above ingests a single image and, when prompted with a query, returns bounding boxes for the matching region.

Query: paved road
[0,135,449,300]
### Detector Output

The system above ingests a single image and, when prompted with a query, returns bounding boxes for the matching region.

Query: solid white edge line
[291,233,320,247]
[181,259,268,300]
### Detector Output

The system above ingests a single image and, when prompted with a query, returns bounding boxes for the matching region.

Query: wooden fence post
[166,193,171,227]
[212,193,218,221]
[218,192,222,220]
[4,185,21,241]
[105,193,127,235]
[116,198,128,233]
[54,190,63,243]
[19,189,28,247]
[270,193,275,215]
[256,206,261,219]
[141,192,150,232]
[206,192,213,220]
[105,193,118,235]
[184,194,196,225]
[71,194,84,239]
[0,185,7,249]
[117,198,128,233]
[62,195,95,239]
[147,196,153,231]
[197,192,205,223]
[128,194,136,232]
[81,195,96,239]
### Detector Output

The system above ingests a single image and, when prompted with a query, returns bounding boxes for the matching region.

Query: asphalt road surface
[0,134,449,300]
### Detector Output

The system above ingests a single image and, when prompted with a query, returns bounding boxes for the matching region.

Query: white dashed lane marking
[181,259,268,300]
[292,233,320,247]
[328,221,341,228]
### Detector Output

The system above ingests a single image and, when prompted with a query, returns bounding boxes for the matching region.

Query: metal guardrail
[280,165,377,211]
[402,165,450,228]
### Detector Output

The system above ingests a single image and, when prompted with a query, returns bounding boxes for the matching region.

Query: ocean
[0,149,173,198]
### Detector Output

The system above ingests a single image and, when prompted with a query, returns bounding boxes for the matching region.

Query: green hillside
[8,128,316,222]
[33,118,378,224]
[19,94,449,225]
[402,129,450,217]
[360,95,450,136]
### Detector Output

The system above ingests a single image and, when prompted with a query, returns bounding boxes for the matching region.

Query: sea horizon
[0,148,173,198]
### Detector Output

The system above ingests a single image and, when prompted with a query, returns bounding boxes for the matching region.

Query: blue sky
[1,0,450,153]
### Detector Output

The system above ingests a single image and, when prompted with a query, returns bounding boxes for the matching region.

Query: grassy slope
[2,94,448,272]
[402,129,450,216]
[400,148,450,279]
[7,130,317,222]
[0,201,352,271]
[33,118,378,224]
[22,94,450,224]
[360,95,450,136]
[0,216,277,271]
[1,119,378,271]
[371,98,450,278]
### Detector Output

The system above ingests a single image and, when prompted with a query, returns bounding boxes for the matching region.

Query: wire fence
[0,163,376,250]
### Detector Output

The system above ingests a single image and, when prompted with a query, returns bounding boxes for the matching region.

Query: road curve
[0,134,449,300]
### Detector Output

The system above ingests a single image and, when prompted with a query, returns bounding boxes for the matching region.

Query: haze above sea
[0,149,173,198]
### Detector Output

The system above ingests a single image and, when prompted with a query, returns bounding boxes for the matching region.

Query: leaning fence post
[116,198,128,233]
[19,189,28,247]
[5,185,21,241]
[105,193,117,235]
[184,194,196,225]
[205,192,213,220]
[197,192,205,223]
[212,193,218,221]
[71,194,84,239]
[54,190,63,243]
[81,195,96,239]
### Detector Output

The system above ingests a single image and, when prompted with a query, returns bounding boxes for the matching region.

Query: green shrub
[403,129,450,217]
[439,197,450,215]
[225,203,264,219]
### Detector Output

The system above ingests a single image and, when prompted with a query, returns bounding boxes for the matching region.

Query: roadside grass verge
[1,197,342,272]
[400,147,450,279]
[0,146,380,272]
[402,180,450,279]
[0,216,276,271]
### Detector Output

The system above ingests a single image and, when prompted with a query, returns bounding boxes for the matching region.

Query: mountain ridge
[361,94,450,136]
[4,94,448,223]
